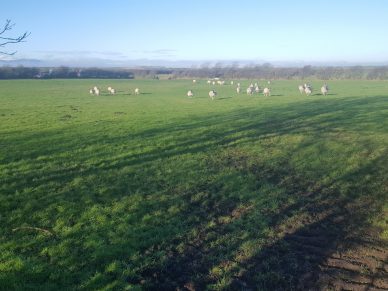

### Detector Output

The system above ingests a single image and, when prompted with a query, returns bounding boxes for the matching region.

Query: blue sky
[2,0,388,66]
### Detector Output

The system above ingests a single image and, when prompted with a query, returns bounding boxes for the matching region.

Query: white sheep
[110,88,116,94]
[230,81,234,85]
[134,88,140,95]
[247,87,253,95]
[304,86,312,96]
[89,89,94,95]
[193,79,196,83]
[236,87,241,94]
[207,80,211,84]
[255,86,260,93]
[263,87,271,96]
[321,84,329,95]
[187,90,194,97]
[209,90,217,100]
[92,86,99,95]
[298,85,305,94]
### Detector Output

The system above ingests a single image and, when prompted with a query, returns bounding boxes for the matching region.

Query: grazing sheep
[263,87,271,96]
[110,88,116,94]
[187,90,194,97]
[134,88,140,95]
[230,81,234,85]
[298,85,305,94]
[207,80,211,84]
[212,81,216,85]
[91,86,99,95]
[305,86,312,96]
[193,79,196,83]
[321,84,329,95]
[108,86,112,92]
[247,87,253,95]
[209,90,217,100]
[237,83,240,87]
[255,86,260,93]
[236,87,241,94]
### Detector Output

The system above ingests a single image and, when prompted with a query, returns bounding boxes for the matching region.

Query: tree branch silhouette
[0,19,30,55]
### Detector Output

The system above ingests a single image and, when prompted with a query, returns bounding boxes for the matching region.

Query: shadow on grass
[129,150,387,290]
[1,95,388,289]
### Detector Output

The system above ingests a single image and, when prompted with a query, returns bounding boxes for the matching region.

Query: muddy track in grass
[291,215,388,290]
[237,193,388,291]
[282,218,387,290]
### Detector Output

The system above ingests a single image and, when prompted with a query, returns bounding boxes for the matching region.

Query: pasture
[1,79,387,290]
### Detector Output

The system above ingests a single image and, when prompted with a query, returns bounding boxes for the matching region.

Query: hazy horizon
[2,57,388,69]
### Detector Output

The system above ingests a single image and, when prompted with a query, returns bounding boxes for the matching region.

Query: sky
[1,0,388,66]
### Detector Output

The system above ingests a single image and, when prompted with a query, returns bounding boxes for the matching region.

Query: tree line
[0,66,135,79]
[1,65,388,80]
[168,64,388,80]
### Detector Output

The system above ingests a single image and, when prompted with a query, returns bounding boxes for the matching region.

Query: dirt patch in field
[241,201,388,291]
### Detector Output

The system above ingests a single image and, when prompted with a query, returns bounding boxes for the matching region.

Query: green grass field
[1,79,387,290]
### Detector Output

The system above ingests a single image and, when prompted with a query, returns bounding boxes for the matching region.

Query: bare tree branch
[0,19,30,55]
[0,19,13,35]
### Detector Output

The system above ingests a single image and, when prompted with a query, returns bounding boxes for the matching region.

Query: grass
[0,79,387,290]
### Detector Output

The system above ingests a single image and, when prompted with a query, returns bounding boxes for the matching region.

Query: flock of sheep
[187,80,273,99]
[88,80,329,100]
[298,83,329,96]
[89,86,140,96]
[187,80,329,100]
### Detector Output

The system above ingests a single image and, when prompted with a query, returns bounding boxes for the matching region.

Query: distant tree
[301,65,314,79]
[262,62,273,68]
[0,19,30,55]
